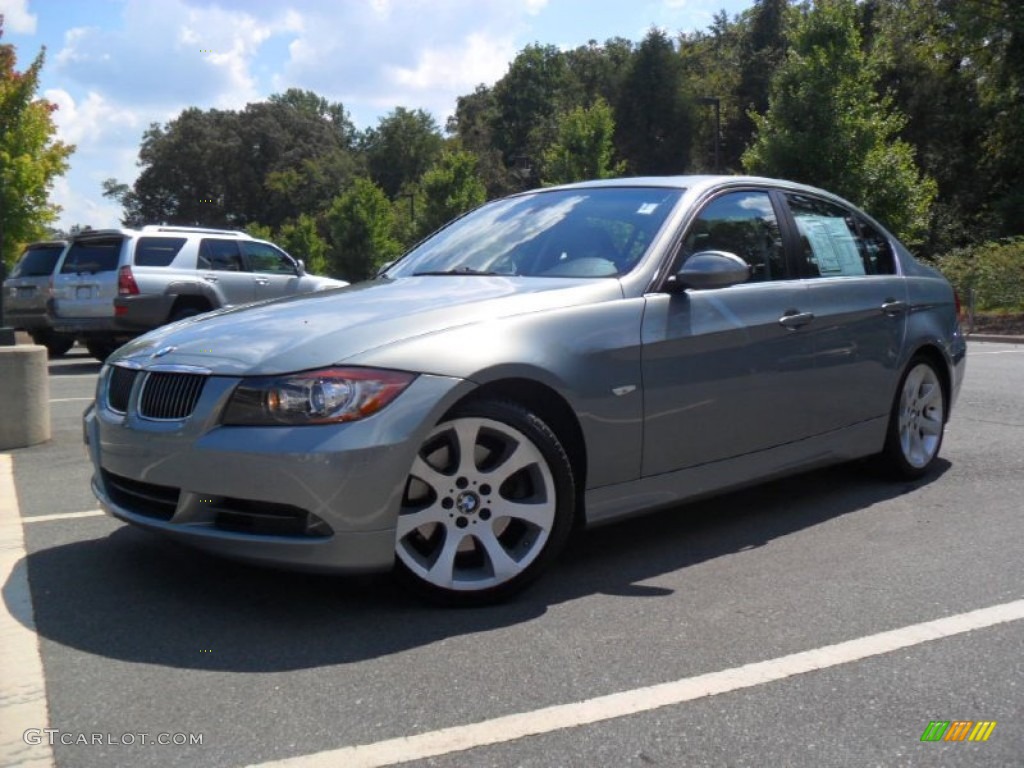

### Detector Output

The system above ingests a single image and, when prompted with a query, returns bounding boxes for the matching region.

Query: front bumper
[84,370,473,573]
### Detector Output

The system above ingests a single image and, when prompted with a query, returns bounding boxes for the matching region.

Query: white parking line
[21,510,106,524]
[0,454,55,768]
[249,598,1024,768]
[48,397,93,403]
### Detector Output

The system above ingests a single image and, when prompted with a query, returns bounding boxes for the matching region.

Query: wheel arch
[451,377,588,528]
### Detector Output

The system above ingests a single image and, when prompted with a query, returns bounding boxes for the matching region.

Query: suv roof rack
[140,225,249,237]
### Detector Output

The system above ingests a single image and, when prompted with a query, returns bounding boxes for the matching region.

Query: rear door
[52,237,124,318]
[781,192,908,432]
[197,239,254,306]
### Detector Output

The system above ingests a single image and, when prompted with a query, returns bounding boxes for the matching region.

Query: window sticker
[795,215,865,276]
[637,203,659,215]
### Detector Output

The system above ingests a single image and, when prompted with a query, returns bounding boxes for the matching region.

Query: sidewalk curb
[966,334,1024,345]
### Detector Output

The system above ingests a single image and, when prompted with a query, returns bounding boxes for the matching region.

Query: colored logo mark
[920,720,997,742]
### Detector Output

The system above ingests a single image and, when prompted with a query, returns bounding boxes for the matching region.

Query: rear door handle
[202,274,218,283]
[254,278,270,286]
[778,310,815,330]
[881,299,908,316]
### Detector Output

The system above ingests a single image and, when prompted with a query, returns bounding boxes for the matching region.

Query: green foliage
[937,238,1024,312]
[326,178,401,282]
[541,98,625,185]
[491,44,570,188]
[363,107,443,199]
[0,19,74,266]
[742,0,935,246]
[105,93,356,229]
[416,150,487,240]
[243,222,273,241]
[278,214,329,275]
[615,29,694,175]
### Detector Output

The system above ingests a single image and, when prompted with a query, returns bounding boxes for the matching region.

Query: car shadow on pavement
[8,459,949,673]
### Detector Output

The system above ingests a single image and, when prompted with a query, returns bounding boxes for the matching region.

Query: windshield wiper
[412,267,501,276]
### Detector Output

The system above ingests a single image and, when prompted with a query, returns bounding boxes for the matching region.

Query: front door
[641,189,819,476]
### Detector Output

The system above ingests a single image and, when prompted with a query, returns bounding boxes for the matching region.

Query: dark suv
[2,240,75,356]
[50,225,346,360]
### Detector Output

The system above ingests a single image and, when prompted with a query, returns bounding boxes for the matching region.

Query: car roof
[69,225,253,241]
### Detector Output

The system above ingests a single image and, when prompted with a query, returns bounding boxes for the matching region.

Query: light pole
[697,97,721,173]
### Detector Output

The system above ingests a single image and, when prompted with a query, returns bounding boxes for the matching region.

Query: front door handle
[779,310,815,330]
[202,274,219,283]
[254,278,270,286]
[881,299,908,316]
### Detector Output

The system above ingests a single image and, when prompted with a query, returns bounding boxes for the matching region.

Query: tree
[104,92,357,229]
[278,214,329,275]
[743,0,935,246]
[415,150,487,239]
[541,98,625,185]
[362,107,443,199]
[325,178,401,281]
[490,44,572,187]
[0,17,74,265]
[615,29,695,175]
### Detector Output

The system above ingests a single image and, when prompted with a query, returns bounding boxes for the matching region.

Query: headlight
[222,367,416,425]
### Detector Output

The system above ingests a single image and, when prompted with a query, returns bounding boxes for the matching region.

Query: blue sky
[2,0,754,229]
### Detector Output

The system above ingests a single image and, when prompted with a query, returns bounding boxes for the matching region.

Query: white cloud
[389,32,516,93]
[0,0,37,34]
[53,0,298,110]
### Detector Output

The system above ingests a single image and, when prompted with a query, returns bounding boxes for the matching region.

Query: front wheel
[394,400,575,606]
[878,356,946,479]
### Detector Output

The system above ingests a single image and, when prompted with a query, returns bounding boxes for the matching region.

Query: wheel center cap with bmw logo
[456,491,479,515]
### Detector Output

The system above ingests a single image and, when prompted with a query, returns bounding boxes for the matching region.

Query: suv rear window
[134,237,187,267]
[61,238,123,274]
[9,244,65,277]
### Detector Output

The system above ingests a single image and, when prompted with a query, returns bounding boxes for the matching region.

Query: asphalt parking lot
[2,342,1021,768]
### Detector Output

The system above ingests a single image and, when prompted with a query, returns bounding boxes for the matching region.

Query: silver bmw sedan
[84,176,966,605]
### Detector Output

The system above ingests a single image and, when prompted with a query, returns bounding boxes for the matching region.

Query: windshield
[386,187,684,279]
[10,244,65,278]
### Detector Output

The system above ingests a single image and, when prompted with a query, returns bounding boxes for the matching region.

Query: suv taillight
[118,265,139,296]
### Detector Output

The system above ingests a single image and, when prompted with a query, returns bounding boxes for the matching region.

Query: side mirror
[376,260,396,278]
[667,250,751,292]
[295,258,306,276]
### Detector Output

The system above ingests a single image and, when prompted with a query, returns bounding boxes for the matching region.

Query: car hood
[111,276,623,376]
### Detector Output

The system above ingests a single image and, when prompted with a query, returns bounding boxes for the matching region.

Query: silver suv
[50,225,347,360]
[2,240,76,356]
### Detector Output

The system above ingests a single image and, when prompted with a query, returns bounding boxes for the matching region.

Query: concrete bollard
[0,345,51,450]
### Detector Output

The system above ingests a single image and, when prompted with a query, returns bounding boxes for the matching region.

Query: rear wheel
[878,356,946,479]
[169,306,204,323]
[29,330,74,358]
[85,340,120,362]
[394,400,575,606]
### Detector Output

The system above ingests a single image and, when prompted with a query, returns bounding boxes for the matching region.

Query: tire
[169,306,204,323]
[877,356,946,479]
[394,399,576,606]
[85,340,120,362]
[30,330,74,358]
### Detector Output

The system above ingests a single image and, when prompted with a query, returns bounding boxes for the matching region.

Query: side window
[242,242,295,274]
[133,237,187,267]
[855,216,897,275]
[682,191,785,282]
[785,194,895,277]
[198,239,244,272]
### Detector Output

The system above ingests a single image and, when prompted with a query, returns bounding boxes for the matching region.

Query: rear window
[133,237,187,267]
[61,238,123,274]
[9,244,65,277]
